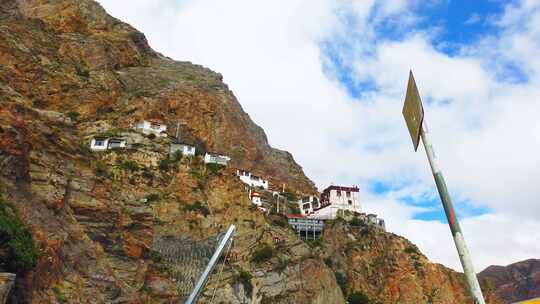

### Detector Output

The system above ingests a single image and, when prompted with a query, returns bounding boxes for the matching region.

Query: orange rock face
[321,221,503,304]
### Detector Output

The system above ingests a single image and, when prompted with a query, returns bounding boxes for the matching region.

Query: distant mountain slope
[479,259,540,303]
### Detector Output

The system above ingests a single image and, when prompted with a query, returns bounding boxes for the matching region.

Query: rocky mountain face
[319,221,502,304]
[0,0,315,195]
[0,0,503,303]
[479,259,540,303]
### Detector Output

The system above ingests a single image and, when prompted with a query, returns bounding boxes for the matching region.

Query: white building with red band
[297,185,362,220]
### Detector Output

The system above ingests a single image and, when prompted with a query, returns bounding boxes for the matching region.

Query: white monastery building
[204,152,231,166]
[236,169,269,189]
[133,120,168,137]
[90,137,127,151]
[170,142,196,157]
[297,196,320,216]
[300,185,362,219]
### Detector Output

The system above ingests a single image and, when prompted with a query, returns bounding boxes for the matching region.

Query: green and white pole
[420,120,486,304]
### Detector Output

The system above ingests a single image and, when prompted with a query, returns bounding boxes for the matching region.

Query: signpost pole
[420,120,486,304]
[402,71,486,304]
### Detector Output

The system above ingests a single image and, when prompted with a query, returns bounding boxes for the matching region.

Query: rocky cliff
[0,0,503,303]
[479,259,540,303]
[0,0,316,195]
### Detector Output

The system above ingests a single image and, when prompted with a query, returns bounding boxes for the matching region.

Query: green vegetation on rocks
[348,291,378,304]
[206,163,224,175]
[251,244,274,264]
[120,160,140,172]
[66,111,80,121]
[233,269,253,298]
[183,202,210,217]
[0,201,39,273]
[335,271,349,295]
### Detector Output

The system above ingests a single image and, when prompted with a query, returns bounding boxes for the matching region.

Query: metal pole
[420,120,485,304]
[185,225,236,304]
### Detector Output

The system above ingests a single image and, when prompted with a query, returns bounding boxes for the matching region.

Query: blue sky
[324,0,510,98]
[322,1,508,223]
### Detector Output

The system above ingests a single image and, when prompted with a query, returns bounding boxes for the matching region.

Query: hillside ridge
[479,259,540,303]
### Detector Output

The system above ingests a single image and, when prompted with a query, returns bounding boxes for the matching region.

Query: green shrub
[360,227,370,236]
[271,216,288,228]
[233,269,253,298]
[348,291,372,304]
[66,111,80,121]
[404,245,420,255]
[289,203,301,215]
[121,160,139,172]
[147,133,156,140]
[335,271,349,295]
[306,238,323,248]
[53,287,67,304]
[183,202,210,217]
[75,64,90,78]
[275,257,289,273]
[171,150,182,162]
[251,245,274,264]
[94,160,108,177]
[160,152,182,170]
[159,159,171,171]
[0,202,39,273]
[349,217,363,226]
[324,257,333,268]
[206,163,224,175]
[141,169,154,180]
[145,193,160,203]
[103,128,123,138]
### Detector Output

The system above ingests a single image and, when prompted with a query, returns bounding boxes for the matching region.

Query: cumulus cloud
[96,0,540,271]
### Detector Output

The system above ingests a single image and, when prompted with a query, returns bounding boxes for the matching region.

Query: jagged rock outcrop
[319,220,503,304]
[479,259,540,303]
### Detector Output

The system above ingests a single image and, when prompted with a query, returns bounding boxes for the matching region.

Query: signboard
[402,71,424,151]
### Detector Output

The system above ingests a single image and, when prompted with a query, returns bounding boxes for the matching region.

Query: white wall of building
[297,196,320,216]
[204,153,231,165]
[237,170,269,189]
[134,120,168,137]
[326,188,361,213]
[303,186,362,220]
[170,143,196,157]
[90,137,127,151]
[90,138,108,151]
[181,145,196,156]
[107,138,127,149]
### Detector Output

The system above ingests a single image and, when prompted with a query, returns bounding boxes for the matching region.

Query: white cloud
[465,13,481,25]
[96,0,540,271]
